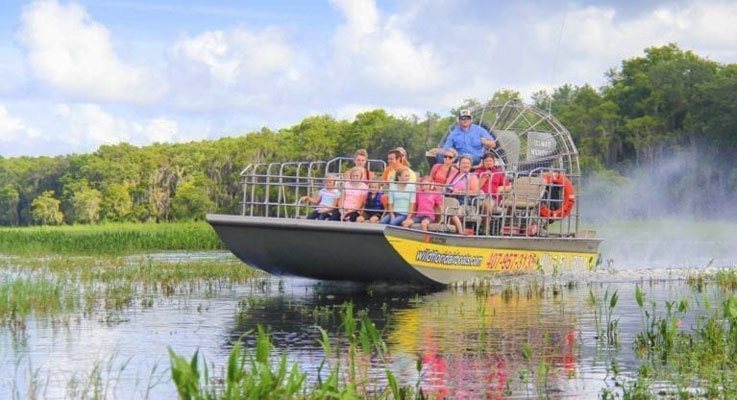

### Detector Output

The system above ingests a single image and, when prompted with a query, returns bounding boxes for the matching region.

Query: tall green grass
[602,284,737,398]
[0,222,224,255]
[0,276,79,318]
[0,256,264,324]
[168,303,422,399]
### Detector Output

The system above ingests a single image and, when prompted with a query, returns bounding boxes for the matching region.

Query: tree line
[1,44,735,225]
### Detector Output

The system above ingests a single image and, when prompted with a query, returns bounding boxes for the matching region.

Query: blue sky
[1,0,736,157]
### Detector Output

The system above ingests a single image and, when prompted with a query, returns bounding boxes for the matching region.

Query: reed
[0,276,79,318]
[0,256,264,324]
[606,287,737,398]
[588,287,620,346]
[0,222,225,255]
[687,267,737,291]
[168,302,424,399]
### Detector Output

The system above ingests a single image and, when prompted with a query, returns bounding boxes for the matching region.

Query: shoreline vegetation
[3,218,735,256]
[0,221,225,255]
[0,255,264,326]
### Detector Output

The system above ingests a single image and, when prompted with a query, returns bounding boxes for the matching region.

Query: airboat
[207,101,601,285]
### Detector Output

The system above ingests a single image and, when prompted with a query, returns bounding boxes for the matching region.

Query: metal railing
[239,157,579,237]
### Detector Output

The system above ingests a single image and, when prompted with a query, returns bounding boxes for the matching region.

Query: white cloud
[53,103,131,145]
[0,105,39,143]
[49,104,181,151]
[168,25,304,111]
[6,0,737,158]
[329,0,445,93]
[146,118,178,143]
[171,28,298,85]
[343,0,737,105]
[517,2,737,93]
[18,0,166,103]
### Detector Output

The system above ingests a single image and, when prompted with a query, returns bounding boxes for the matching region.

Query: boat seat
[416,223,457,233]
[497,176,545,237]
[500,176,544,209]
[410,196,464,232]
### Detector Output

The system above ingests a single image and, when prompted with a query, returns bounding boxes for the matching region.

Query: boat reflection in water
[230,278,588,397]
[388,288,580,398]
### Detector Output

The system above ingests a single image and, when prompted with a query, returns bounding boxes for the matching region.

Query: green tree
[0,184,20,225]
[544,85,621,169]
[170,180,215,221]
[490,89,522,104]
[337,110,393,155]
[101,183,133,221]
[31,191,64,225]
[605,43,718,162]
[71,186,102,224]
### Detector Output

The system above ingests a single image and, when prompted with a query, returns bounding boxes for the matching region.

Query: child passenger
[380,167,415,226]
[340,167,368,222]
[402,177,443,231]
[344,149,376,181]
[300,175,341,220]
[357,181,384,223]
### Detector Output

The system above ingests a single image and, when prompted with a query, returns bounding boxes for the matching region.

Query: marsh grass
[0,275,79,318]
[589,288,620,346]
[168,303,424,399]
[603,286,737,398]
[1,256,261,285]
[687,267,737,292]
[12,351,165,400]
[0,255,264,327]
[0,222,224,255]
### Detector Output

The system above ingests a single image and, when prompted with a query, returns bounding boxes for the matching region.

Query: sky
[0,0,736,157]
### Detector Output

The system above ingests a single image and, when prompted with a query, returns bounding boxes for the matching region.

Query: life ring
[539,173,575,218]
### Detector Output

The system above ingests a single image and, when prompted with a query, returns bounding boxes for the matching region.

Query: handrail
[237,159,580,238]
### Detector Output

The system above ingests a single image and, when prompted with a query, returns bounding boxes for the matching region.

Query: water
[2,222,736,398]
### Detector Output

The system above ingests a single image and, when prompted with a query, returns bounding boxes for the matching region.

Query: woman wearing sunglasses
[429,148,459,187]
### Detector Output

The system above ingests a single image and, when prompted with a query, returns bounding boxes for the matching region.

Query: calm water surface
[2,224,736,398]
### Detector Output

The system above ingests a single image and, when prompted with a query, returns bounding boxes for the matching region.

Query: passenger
[402,177,443,231]
[475,153,511,203]
[300,176,341,220]
[344,149,375,181]
[384,149,417,182]
[380,167,416,226]
[357,181,384,223]
[429,148,459,187]
[340,167,368,222]
[448,155,480,198]
[440,109,496,166]
[381,149,402,182]
[395,146,411,168]
[447,155,479,234]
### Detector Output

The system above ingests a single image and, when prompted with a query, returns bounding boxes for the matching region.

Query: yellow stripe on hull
[386,236,597,274]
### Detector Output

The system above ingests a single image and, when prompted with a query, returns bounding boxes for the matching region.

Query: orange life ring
[540,173,575,219]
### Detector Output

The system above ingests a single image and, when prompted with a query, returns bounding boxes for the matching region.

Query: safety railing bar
[238,160,581,238]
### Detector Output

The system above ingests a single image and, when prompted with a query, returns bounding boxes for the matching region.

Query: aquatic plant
[168,303,424,399]
[0,222,224,255]
[589,288,620,345]
[716,269,737,291]
[0,276,78,319]
[686,265,737,292]
[0,255,263,326]
[611,289,737,398]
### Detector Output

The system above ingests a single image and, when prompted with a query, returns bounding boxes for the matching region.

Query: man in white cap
[441,109,496,165]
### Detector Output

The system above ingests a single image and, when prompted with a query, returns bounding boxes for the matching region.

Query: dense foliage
[1,44,735,225]
[0,222,223,254]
